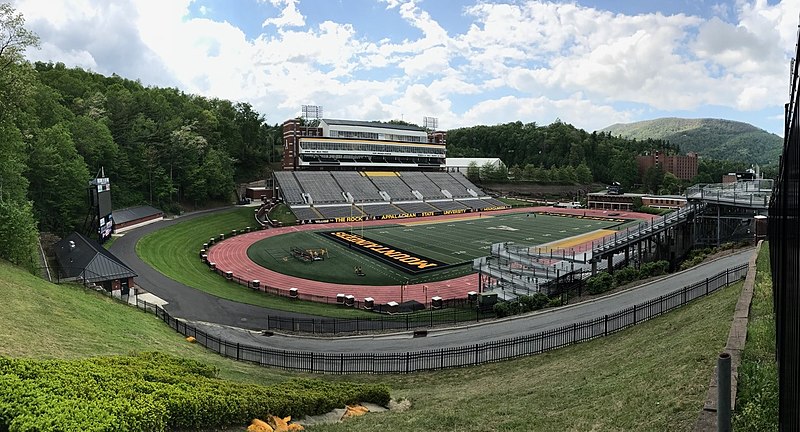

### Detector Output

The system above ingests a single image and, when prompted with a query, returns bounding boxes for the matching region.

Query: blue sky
[13,0,798,135]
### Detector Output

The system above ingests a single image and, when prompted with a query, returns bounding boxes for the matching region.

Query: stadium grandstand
[261,117,508,224]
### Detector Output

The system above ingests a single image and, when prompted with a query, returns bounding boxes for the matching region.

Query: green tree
[26,124,90,234]
[0,199,38,271]
[0,4,39,272]
[466,161,480,182]
[643,165,666,194]
[659,172,682,195]
[576,162,593,184]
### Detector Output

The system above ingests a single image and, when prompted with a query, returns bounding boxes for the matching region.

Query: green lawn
[269,202,298,225]
[318,278,744,432]
[733,244,778,430]
[0,259,296,386]
[1,251,744,431]
[136,207,373,318]
[249,213,621,285]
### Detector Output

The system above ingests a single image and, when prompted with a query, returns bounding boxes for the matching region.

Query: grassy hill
[0,251,750,431]
[601,117,782,165]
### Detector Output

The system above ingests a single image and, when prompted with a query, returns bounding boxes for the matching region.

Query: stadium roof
[446,157,504,168]
[321,119,426,132]
[53,232,137,283]
[112,205,163,225]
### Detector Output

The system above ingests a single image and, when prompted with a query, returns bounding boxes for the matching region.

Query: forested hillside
[601,117,782,165]
[0,4,280,271]
[446,120,677,185]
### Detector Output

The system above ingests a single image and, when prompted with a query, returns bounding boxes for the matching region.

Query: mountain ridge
[600,117,782,165]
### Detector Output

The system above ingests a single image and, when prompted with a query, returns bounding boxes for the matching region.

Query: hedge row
[493,293,558,318]
[586,260,669,295]
[0,352,390,431]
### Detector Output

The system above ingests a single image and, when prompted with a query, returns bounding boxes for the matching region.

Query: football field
[247,213,625,286]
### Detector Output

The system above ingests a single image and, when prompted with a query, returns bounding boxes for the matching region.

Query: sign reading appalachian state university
[317,231,451,274]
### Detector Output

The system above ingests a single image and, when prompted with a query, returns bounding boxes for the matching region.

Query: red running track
[207,207,656,304]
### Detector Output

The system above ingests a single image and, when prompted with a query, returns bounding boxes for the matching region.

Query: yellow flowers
[343,404,370,418]
[247,415,305,432]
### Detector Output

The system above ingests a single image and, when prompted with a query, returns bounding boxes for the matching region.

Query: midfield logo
[318,231,451,274]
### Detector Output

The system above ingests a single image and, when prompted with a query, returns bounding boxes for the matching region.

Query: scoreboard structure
[89,176,113,243]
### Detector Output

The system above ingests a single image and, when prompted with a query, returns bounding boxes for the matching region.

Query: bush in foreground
[0,352,390,431]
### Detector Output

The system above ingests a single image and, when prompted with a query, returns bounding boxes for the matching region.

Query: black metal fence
[260,306,495,334]
[121,264,746,374]
[768,24,800,430]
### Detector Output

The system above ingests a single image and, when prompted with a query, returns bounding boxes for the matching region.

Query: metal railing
[768,21,800,430]
[115,264,747,374]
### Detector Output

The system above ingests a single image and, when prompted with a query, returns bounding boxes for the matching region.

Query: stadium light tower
[301,105,323,121]
[423,116,438,130]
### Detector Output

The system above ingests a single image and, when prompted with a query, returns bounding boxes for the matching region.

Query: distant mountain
[600,118,782,165]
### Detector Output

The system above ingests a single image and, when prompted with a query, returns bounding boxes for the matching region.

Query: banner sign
[318,231,451,274]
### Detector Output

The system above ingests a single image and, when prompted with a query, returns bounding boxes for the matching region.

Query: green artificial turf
[136,207,373,318]
[248,213,622,285]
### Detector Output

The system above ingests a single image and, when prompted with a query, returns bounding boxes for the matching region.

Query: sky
[10,0,799,135]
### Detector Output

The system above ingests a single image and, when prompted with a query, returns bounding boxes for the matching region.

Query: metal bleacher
[395,202,440,214]
[400,172,446,199]
[273,168,506,222]
[482,197,507,207]
[457,198,489,210]
[451,172,481,193]
[368,173,417,201]
[429,200,469,211]
[291,207,321,221]
[332,172,383,202]
[315,205,365,219]
[294,172,347,204]
[359,203,404,217]
[425,172,472,198]
[274,172,306,205]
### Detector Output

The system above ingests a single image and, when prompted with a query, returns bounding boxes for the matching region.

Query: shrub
[518,293,549,312]
[0,353,391,431]
[586,272,614,295]
[613,266,639,287]
[547,297,563,308]
[493,302,511,318]
[639,260,669,279]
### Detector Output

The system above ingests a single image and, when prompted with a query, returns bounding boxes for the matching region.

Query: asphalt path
[112,206,752,354]
[190,248,753,353]
[110,207,322,327]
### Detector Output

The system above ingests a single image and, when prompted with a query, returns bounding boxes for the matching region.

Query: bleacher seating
[357,203,402,217]
[482,197,507,207]
[332,172,383,202]
[399,172,446,199]
[315,205,365,219]
[368,173,417,201]
[395,202,439,213]
[451,172,481,193]
[294,172,347,204]
[425,172,472,198]
[273,169,506,223]
[274,172,306,205]
[457,199,486,210]
[291,207,321,221]
[429,200,469,211]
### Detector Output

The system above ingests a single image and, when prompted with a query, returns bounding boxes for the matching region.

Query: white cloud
[262,0,305,28]
[11,0,800,134]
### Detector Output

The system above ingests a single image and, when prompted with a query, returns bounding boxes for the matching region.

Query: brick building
[636,151,698,180]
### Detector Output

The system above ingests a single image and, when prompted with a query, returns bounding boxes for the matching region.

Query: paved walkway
[112,205,750,348]
[191,249,752,353]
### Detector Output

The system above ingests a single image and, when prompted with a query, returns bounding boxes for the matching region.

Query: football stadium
[205,116,655,307]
